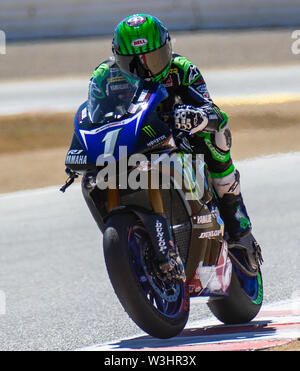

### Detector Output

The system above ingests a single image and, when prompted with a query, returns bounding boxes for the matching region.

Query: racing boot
[218,193,252,240]
[212,169,252,240]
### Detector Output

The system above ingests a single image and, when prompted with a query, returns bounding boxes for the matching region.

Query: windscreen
[88,67,141,124]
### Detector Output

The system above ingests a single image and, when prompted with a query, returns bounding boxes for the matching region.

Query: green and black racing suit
[89,54,252,240]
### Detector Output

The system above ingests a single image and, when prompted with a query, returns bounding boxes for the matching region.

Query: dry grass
[224,100,300,130]
[0,100,299,155]
[261,339,300,351]
[0,112,74,154]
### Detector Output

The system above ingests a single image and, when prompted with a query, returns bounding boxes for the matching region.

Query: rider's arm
[173,56,228,133]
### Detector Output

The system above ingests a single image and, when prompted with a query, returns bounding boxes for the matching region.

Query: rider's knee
[214,127,232,153]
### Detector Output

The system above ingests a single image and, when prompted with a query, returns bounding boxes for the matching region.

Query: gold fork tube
[148,188,164,214]
[107,187,120,212]
[148,172,164,214]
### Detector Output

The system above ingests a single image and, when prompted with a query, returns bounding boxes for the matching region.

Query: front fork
[106,172,165,215]
[106,185,185,281]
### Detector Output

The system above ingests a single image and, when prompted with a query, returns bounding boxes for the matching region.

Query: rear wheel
[207,263,263,324]
[103,213,189,338]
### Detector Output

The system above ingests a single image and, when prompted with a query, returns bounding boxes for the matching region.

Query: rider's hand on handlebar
[174,104,208,135]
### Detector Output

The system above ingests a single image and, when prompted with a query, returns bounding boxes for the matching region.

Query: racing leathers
[89,54,252,240]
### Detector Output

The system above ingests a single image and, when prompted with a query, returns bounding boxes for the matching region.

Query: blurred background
[0,0,299,192]
[2,0,300,40]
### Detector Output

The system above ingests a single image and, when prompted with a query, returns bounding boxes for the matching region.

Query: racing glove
[174,104,228,134]
[174,104,208,134]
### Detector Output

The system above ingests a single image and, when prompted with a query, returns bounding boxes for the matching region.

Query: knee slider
[214,127,232,152]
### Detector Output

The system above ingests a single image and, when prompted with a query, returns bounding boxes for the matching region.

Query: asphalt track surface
[82,299,300,351]
[0,152,299,351]
[1,65,300,115]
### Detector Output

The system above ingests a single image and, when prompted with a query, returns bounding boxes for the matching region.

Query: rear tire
[207,267,263,324]
[103,213,189,338]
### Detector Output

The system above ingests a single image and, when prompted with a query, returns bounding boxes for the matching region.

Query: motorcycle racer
[89,13,252,241]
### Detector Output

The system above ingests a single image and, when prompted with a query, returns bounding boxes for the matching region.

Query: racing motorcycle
[61,68,263,339]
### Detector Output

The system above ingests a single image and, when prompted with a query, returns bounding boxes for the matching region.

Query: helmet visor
[115,41,172,79]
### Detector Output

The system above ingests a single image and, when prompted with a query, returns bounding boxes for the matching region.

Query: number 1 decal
[102,128,122,157]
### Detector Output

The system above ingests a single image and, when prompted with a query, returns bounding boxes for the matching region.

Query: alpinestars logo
[187,65,200,84]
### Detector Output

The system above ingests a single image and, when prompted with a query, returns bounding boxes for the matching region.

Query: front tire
[103,213,189,339]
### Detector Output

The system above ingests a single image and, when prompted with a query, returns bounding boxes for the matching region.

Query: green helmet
[112,14,172,82]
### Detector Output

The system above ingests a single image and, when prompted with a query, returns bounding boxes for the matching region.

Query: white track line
[77,297,300,351]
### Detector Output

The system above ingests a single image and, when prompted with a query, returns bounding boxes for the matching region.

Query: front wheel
[103,213,189,339]
[207,265,263,324]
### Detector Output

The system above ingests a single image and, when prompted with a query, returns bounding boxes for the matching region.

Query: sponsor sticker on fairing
[66,150,87,164]
[155,220,167,252]
[196,214,212,224]
[198,230,222,239]
[66,155,87,165]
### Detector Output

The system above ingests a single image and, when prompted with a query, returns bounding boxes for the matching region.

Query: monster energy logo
[142,125,156,138]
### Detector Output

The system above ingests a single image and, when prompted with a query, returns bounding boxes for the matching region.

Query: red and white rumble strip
[79,297,300,351]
